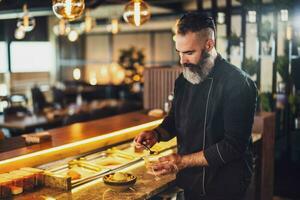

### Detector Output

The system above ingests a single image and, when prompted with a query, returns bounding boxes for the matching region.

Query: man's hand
[134,130,158,151]
[147,151,209,176]
[149,153,187,176]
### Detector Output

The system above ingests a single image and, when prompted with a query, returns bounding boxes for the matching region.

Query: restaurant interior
[0,0,300,199]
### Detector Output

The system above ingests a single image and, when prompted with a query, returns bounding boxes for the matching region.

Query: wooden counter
[0,111,162,173]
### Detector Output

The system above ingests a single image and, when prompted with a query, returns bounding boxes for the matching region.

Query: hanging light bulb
[17,4,36,32]
[14,27,26,40]
[280,9,288,22]
[217,12,225,24]
[53,19,71,36]
[52,0,85,21]
[107,18,119,34]
[286,25,292,40]
[123,0,151,26]
[68,30,79,42]
[247,10,256,23]
[73,68,81,80]
[81,9,95,33]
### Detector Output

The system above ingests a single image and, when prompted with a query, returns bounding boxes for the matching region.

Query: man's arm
[150,151,208,175]
[204,75,257,167]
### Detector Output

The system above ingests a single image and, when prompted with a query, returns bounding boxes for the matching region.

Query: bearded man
[135,11,257,200]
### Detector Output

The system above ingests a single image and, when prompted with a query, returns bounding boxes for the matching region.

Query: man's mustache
[183,63,198,68]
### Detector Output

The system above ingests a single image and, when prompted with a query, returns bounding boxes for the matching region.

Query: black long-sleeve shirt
[154,54,257,198]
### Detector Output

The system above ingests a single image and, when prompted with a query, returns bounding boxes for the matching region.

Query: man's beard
[182,50,216,84]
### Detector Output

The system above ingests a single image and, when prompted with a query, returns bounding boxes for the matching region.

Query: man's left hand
[149,153,187,176]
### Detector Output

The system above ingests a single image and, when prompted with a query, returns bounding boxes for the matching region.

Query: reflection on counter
[44,138,176,190]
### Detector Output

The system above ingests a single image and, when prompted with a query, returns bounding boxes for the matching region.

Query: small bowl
[103,172,137,191]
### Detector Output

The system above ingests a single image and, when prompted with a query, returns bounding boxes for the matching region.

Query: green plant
[236,0,260,9]
[274,0,294,8]
[229,32,240,46]
[276,55,289,83]
[260,20,273,42]
[118,46,145,84]
[288,94,300,115]
[259,92,272,112]
[243,57,258,76]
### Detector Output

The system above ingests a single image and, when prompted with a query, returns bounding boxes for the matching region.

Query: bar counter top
[0,111,162,172]
[15,162,176,200]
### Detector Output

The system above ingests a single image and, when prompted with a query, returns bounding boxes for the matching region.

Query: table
[0,99,139,134]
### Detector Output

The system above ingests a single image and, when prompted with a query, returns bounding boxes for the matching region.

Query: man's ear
[205,39,215,51]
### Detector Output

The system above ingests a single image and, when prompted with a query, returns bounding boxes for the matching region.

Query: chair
[31,86,52,112]
[52,86,66,108]
[2,94,31,117]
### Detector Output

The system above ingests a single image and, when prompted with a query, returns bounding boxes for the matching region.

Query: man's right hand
[134,130,158,151]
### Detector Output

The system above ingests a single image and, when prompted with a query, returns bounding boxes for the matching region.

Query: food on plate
[148,109,164,117]
[67,169,81,180]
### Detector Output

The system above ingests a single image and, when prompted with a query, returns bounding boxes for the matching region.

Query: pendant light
[53,19,71,36]
[247,10,256,23]
[52,0,85,21]
[14,27,26,40]
[123,0,151,26]
[107,18,119,34]
[68,29,79,42]
[81,9,95,33]
[17,4,36,32]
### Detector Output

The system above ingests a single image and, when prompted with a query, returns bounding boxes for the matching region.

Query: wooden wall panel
[10,72,50,94]
[143,66,181,110]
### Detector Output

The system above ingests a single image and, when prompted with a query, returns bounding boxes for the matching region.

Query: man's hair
[176,11,216,39]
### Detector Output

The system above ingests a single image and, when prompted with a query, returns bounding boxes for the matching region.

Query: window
[10,42,54,72]
[0,42,8,73]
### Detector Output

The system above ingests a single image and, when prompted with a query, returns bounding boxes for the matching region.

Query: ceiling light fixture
[217,12,225,24]
[53,19,71,36]
[107,18,119,34]
[81,9,95,33]
[247,10,256,23]
[52,0,85,21]
[14,27,26,40]
[123,0,151,27]
[280,9,288,22]
[17,4,36,32]
[68,30,79,42]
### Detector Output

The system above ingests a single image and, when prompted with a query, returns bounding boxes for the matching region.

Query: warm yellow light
[0,119,163,172]
[89,72,97,85]
[134,1,141,26]
[73,68,81,80]
[99,65,110,85]
[53,19,70,36]
[17,4,36,32]
[123,0,151,27]
[68,30,79,42]
[286,25,292,40]
[133,74,141,82]
[52,0,85,21]
[14,27,26,40]
[65,0,72,16]
[111,18,119,34]
[82,9,95,33]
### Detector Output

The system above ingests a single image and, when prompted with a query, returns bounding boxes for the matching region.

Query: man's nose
[180,55,187,65]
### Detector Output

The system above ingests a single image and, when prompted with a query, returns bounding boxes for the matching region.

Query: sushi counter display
[0,138,176,199]
[0,111,178,199]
